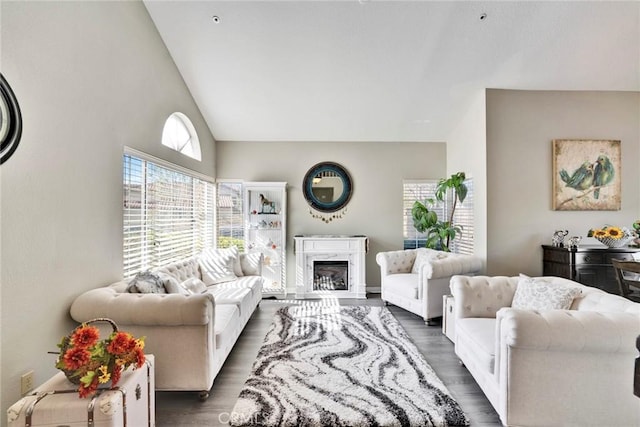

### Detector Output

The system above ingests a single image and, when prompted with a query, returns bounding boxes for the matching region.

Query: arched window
[161,112,201,161]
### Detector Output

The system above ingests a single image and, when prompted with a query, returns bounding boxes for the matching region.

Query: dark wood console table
[542,244,640,295]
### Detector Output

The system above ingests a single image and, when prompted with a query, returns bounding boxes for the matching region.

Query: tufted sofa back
[155,257,201,282]
[450,275,640,319]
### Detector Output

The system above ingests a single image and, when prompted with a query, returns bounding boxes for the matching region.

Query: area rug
[229,305,470,426]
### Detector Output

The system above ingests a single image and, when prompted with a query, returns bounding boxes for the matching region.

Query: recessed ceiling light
[212,15,221,24]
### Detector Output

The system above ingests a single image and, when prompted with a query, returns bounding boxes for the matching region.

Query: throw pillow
[160,273,190,295]
[240,252,262,276]
[512,274,582,310]
[227,245,244,277]
[199,250,237,285]
[126,271,167,294]
[180,277,207,294]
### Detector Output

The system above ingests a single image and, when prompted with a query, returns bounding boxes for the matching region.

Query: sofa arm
[498,308,640,353]
[375,249,417,276]
[495,308,640,427]
[70,286,215,326]
[450,275,518,319]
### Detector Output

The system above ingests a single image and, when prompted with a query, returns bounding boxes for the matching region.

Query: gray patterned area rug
[230,305,470,426]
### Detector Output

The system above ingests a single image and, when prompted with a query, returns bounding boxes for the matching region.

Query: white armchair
[375,248,482,324]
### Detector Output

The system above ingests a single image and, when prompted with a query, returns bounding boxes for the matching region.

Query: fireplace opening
[313,260,348,291]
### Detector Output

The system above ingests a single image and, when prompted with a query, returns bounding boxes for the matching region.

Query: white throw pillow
[160,273,190,295]
[180,278,207,294]
[240,252,262,276]
[512,274,582,310]
[227,246,244,277]
[199,249,238,285]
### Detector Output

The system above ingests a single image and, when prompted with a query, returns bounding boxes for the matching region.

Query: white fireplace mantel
[294,235,367,299]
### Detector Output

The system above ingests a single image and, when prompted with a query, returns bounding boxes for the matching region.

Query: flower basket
[57,318,118,385]
[589,225,637,248]
[595,235,634,248]
[55,317,145,398]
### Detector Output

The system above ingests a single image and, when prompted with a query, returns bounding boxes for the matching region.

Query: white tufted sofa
[450,275,640,427]
[375,248,482,324]
[70,252,263,400]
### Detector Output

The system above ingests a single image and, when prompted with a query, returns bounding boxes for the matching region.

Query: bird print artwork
[552,139,620,211]
[559,162,594,191]
[593,155,614,199]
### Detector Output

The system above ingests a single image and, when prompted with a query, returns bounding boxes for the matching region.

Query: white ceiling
[143,1,640,143]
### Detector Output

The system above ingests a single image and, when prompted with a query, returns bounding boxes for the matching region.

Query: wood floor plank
[155,296,501,426]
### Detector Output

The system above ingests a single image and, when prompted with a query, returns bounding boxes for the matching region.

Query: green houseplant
[411,172,468,252]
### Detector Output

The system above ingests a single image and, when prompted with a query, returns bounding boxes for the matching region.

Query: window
[216,181,244,250]
[123,149,214,278]
[402,178,474,254]
[161,112,201,161]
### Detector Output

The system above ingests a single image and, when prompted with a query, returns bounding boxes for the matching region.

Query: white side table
[442,295,456,342]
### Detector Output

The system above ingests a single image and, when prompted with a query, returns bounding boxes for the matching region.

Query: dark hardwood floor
[155,296,501,426]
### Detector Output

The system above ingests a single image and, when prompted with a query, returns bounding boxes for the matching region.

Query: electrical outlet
[21,370,34,395]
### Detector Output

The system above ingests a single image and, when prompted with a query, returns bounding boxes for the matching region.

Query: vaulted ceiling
[143,1,640,143]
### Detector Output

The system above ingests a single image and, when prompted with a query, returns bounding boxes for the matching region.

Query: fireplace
[294,235,367,299]
[313,260,348,291]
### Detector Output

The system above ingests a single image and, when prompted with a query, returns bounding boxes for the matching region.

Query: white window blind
[123,152,214,278]
[402,178,474,254]
[216,181,244,250]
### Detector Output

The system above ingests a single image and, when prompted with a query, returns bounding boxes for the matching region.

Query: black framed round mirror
[303,162,353,213]
[0,73,22,165]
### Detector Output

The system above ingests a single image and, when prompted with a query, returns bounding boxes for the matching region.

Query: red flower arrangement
[56,319,145,398]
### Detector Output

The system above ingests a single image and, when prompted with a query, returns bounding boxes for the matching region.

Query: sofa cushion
[208,286,253,316]
[513,275,583,310]
[215,275,263,298]
[385,273,419,299]
[181,277,207,294]
[214,304,240,350]
[456,317,497,373]
[199,248,238,285]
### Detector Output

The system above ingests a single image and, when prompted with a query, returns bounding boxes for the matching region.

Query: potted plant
[411,172,468,252]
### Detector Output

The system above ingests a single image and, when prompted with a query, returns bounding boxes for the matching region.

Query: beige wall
[486,89,640,276]
[216,141,447,293]
[0,1,215,418]
[446,90,488,266]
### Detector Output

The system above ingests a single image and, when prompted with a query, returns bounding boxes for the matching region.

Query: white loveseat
[450,275,640,427]
[376,248,482,324]
[70,248,263,400]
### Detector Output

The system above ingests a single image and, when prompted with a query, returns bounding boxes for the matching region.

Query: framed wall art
[552,139,621,211]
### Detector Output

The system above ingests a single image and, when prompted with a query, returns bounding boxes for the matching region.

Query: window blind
[216,181,244,250]
[123,153,214,279]
[402,179,474,254]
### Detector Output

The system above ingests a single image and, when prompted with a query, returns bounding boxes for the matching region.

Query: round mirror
[0,73,22,165]
[303,162,353,213]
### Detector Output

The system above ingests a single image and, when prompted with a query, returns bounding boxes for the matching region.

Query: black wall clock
[0,73,22,164]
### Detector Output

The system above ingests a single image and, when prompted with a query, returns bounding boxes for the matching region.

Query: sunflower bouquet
[55,318,145,398]
[587,225,637,248]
